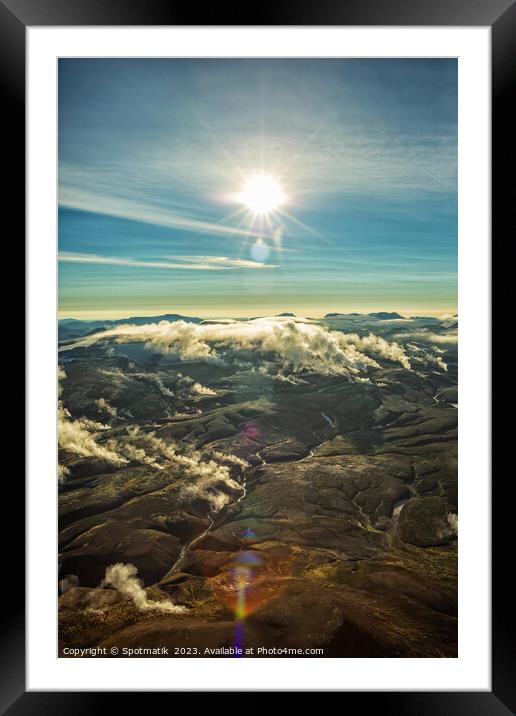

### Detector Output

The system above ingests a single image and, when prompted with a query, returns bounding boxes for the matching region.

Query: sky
[58,58,457,319]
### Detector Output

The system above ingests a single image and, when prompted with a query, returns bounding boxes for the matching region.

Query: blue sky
[58,59,457,319]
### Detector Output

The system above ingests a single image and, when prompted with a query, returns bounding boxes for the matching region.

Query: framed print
[4,0,512,708]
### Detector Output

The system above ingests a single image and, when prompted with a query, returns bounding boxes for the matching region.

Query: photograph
[57,57,458,659]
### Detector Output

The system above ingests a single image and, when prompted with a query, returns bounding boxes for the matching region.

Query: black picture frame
[4,0,512,709]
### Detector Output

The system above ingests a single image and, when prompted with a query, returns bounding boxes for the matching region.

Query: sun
[239,173,286,215]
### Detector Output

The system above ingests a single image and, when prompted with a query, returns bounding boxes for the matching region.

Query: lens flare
[212,526,295,657]
[241,421,260,440]
[250,238,270,264]
[232,551,261,656]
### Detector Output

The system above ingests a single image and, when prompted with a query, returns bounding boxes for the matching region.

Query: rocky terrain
[58,313,458,657]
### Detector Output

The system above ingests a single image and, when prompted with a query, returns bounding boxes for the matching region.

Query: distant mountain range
[58,314,202,341]
[59,310,454,342]
[324,311,405,320]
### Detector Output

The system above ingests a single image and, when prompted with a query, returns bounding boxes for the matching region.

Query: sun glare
[239,174,286,215]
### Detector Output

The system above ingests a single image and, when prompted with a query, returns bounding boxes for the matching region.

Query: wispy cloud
[165,255,276,269]
[57,60,457,316]
[58,251,277,271]
[59,186,269,241]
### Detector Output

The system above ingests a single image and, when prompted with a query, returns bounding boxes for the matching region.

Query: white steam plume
[447,513,458,533]
[180,479,238,512]
[58,368,127,466]
[405,344,448,372]
[59,574,79,594]
[58,404,127,466]
[105,429,246,511]
[101,562,187,613]
[58,368,242,493]
[58,464,71,483]
[191,382,217,396]
[436,512,458,541]
[95,397,119,417]
[132,372,175,397]
[151,375,174,397]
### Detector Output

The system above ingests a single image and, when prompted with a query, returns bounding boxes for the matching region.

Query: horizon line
[58,307,458,322]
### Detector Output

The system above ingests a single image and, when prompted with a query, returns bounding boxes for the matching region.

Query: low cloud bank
[64,317,415,379]
[395,330,458,346]
[101,562,187,613]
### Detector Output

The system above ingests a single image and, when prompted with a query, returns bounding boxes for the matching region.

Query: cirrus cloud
[59,251,277,271]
